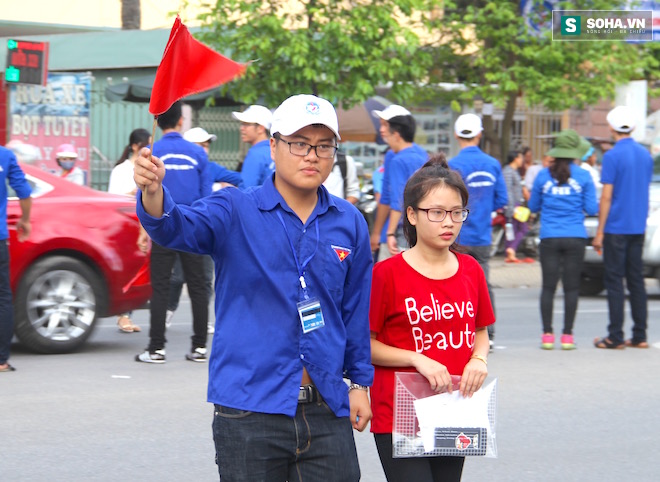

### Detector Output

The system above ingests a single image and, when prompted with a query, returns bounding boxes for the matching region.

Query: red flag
[149,16,246,116]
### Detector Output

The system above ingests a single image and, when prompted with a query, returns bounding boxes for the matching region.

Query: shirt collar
[256,175,345,218]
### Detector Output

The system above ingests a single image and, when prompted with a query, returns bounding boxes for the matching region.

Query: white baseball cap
[183,127,217,144]
[270,94,340,140]
[606,105,636,133]
[231,105,273,130]
[454,113,483,139]
[371,105,412,121]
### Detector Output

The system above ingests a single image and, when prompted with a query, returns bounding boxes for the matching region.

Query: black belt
[298,385,322,404]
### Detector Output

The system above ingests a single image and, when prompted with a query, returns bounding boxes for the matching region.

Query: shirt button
[300,354,305,359]
[303,229,306,233]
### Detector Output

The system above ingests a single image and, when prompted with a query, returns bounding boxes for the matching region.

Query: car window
[7,174,53,199]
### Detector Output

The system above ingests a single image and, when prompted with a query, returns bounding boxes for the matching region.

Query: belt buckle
[299,385,314,403]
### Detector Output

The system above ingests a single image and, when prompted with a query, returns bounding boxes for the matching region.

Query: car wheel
[490,225,505,257]
[579,273,605,296]
[14,256,105,354]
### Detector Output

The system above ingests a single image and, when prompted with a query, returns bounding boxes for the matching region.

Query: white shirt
[61,166,85,186]
[108,159,138,195]
[323,154,360,201]
[580,162,602,190]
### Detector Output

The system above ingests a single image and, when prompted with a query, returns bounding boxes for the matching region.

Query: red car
[7,163,151,353]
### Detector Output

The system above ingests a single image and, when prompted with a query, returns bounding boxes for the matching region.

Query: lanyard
[276,212,319,300]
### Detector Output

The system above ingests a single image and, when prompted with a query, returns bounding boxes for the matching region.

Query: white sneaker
[207,322,215,334]
[185,347,208,363]
[165,310,174,328]
[135,349,166,364]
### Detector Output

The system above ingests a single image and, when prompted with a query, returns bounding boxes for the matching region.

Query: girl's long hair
[549,158,572,185]
[115,128,151,167]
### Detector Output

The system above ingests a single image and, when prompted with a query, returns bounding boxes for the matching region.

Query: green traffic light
[7,39,18,50]
[5,66,20,83]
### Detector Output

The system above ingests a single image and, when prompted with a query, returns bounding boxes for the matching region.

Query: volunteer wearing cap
[55,143,84,185]
[593,106,653,350]
[134,94,373,480]
[448,114,507,348]
[183,127,243,189]
[528,129,598,350]
[232,105,275,187]
[369,105,428,259]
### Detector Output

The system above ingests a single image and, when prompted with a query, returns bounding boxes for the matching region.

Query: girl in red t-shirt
[370,155,494,482]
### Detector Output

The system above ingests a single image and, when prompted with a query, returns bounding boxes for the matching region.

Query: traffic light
[5,39,49,86]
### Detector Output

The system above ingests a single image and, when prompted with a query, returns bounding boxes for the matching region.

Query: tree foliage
[424,0,660,157]
[195,0,441,108]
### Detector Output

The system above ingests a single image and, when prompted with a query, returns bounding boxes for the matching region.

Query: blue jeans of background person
[463,245,495,341]
[149,242,208,352]
[603,233,647,344]
[0,240,14,365]
[212,402,360,481]
[167,254,214,312]
[539,237,586,335]
[374,433,464,482]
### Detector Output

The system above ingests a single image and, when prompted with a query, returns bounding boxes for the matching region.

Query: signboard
[9,73,91,183]
[5,39,49,86]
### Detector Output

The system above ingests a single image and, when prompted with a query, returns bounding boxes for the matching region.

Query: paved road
[3,282,660,481]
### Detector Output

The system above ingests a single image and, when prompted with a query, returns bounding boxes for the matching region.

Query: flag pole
[150,117,158,160]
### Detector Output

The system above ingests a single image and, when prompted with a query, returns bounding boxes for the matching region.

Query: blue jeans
[212,402,360,481]
[0,240,14,365]
[603,233,647,344]
[539,237,586,335]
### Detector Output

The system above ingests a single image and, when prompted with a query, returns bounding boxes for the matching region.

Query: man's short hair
[157,101,183,130]
[387,115,416,143]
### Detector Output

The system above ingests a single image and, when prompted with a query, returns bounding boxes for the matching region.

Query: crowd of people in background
[3,96,654,482]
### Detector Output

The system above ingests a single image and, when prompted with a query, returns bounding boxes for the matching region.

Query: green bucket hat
[546,129,587,160]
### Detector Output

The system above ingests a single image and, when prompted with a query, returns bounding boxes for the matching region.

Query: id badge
[297,297,325,334]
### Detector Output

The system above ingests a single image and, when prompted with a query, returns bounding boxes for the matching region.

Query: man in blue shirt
[449,114,508,347]
[134,94,373,480]
[232,104,274,187]
[135,101,212,364]
[0,147,32,373]
[593,106,653,349]
[369,105,428,260]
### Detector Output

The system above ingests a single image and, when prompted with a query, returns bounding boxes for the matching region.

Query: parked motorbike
[490,209,539,258]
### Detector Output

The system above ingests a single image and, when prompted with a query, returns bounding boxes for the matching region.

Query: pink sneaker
[541,333,555,350]
[561,334,576,350]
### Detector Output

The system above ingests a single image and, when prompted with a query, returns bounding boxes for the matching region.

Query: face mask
[59,160,75,170]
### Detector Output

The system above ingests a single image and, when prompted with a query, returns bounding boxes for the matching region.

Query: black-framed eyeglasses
[417,207,469,223]
[273,133,338,159]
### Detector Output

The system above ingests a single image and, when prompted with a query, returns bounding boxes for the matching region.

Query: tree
[195,0,442,108]
[423,0,660,158]
[121,0,141,30]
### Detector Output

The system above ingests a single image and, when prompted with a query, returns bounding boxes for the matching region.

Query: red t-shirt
[369,251,495,433]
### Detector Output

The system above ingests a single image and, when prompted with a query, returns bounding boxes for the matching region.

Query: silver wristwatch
[348,383,369,391]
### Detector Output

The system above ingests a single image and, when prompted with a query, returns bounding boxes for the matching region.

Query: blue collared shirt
[153,132,213,205]
[137,176,374,417]
[0,147,32,240]
[380,144,427,211]
[241,139,274,187]
[449,146,508,246]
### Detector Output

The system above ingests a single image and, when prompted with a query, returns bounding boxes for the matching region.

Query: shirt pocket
[321,242,354,294]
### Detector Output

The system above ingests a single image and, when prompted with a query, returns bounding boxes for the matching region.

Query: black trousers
[148,242,208,352]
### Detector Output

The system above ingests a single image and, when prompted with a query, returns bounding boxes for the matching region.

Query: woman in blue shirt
[528,130,598,350]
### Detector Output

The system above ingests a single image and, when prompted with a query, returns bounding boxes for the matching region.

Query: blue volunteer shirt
[528,164,598,239]
[380,144,427,211]
[600,137,653,235]
[241,139,274,187]
[0,147,32,240]
[207,161,243,188]
[449,146,508,246]
[152,132,212,205]
[137,176,374,418]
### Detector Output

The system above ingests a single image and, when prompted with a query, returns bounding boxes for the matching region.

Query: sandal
[0,363,16,372]
[117,315,139,333]
[593,337,625,349]
[505,258,522,264]
[624,339,649,348]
